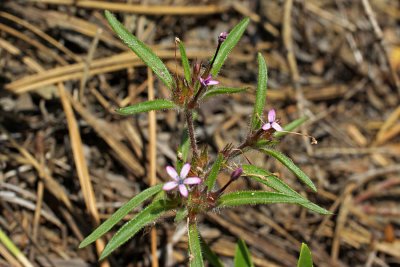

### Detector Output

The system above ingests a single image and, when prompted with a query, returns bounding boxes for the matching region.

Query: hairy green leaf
[188,222,204,267]
[105,10,174,89]
[217,191,308,207]
[200,236,224,267]
[203,87,248,99]
[210,18,250,77]
[297,243,313,267]
[234,240,254,267]
[242,165,330,214]
[99,197,176,260]
[206,153,224,192]
[274,116,308,138]
[250,53,268,130]
[115,99,176,115]
[260,148,317,192]
[177,38,191,84]
[79,184,163,248]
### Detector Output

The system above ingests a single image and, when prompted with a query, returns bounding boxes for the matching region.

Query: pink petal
[207,80,219,86]
[163,181,178,191]
[262,123,271,130]
[271,122,283,131]
[180,163,191,179]
[199,77,205,85]
[268,109,276,122]
[184,177,202,185]
[166,166,179,180]
[179,184,188,197]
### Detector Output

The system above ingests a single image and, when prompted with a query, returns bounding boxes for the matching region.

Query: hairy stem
[185,110,199,159]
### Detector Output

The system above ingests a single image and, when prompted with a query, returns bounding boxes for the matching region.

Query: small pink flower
[262,109,283,131]
[199,75,219,87]
[162,163,202,197]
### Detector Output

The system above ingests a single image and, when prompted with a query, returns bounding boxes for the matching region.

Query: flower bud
[218,32,228,43]
[230,167,243,181]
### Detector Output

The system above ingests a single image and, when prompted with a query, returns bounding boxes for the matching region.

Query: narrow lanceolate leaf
[274,116,308,138]
[260,148,317,192]
[250,53,268,130]
[234,240,254,267]
[242,165,330,214]
[210,17,250,77]
[203,86,248,99]
[99,198,176,260]
[200,236,224,267]
[105,10,174,89]
[177,38,191,84]
[115,99,176,115]
[242,165,298,196]
[297,243,313,267]
[217,191,308,208]
[79,184,163,248]
[188,222,204,267]
[206,153,224,192]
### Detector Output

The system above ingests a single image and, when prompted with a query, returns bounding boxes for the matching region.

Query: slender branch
[185,110,199,158]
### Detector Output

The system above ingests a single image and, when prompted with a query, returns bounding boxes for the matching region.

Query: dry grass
[1,1,399,266]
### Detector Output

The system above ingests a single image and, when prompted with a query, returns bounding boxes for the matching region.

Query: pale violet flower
[199,75,219,87]
[162,163,202,197]
[262,109,283,131]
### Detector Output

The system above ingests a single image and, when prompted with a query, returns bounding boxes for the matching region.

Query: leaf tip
[78,241,87,249]
[99,249,110,261]
[104,10,113,18]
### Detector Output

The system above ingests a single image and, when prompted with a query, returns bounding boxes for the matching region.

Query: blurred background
[0,0,399,266]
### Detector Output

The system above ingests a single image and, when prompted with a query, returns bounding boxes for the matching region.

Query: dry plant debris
[0,0,399,266]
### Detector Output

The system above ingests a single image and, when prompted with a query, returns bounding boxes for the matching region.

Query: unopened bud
[218,32,228,43]
[230,167,243,181]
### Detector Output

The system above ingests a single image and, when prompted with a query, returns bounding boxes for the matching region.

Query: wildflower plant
[79,10,329,265]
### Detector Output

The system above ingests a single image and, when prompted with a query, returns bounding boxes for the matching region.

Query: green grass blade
[105,10,174,89]
[115,99,176,115]
[210,18,250,77]
[188,222,204,267]
[200,236,224,267]
[177,38,191,84]
[217,191,308,207]
[234,240,254,267]
[206,153,224,192]
[99,197,176,260]
[79,184,163,248]
[0,228,34,267]
[203,87,248,99]
[242,165,330,214]
[260,148,317,192]
[274,116,308,138]
[250,53,268,130]
[297,243,313,267]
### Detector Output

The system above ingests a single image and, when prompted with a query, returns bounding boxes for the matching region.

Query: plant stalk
[185,110,199,159]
